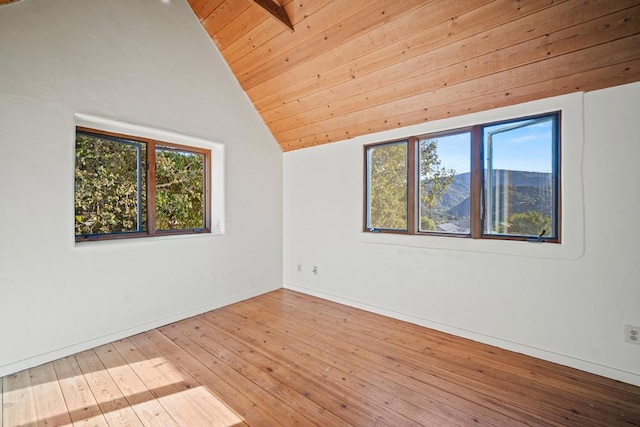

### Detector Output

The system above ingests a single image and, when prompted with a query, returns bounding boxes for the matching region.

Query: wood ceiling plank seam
[266,5,640,135]
[228,0,381,83]
[214,5,270,51]
[257,0,580,120]
[280,58,640,151]
[220,18,286,65]
[280,0,326,26]
[251,0,568,114]
[260,0,631,118]
[277,11,640,140]
[261,0,579,127]
[189,0,225,22]
[202,0,253,40]
[275,35,640,146]
[248,0,494,108]
[341,60,640,149]
[238,0,429,90]
[222,0,328,66]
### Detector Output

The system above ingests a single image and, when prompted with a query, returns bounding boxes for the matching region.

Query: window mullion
[407,137,417,235]
[147,142,157,236]
[470,126,483,239]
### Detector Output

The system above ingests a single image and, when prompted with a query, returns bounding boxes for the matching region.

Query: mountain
[439,172,470,209]
[423,170,554,220]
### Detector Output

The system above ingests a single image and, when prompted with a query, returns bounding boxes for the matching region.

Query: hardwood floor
[2,289,639,426]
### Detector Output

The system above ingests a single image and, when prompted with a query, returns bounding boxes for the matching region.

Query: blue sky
[427,118,554,175]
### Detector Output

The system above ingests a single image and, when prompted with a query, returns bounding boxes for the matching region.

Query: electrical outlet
[297,263,302,272]
[312,266,318,275]
[625,325,640,345]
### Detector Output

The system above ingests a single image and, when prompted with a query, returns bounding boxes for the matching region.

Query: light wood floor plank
[269,290,640,423]
[111,337,245,426]
[234,295,536,426]
[2,369,37,427]
[125,334,248,427]
[197,310,444,426]
[162,319,382,426]
[2,289,639,426]
[257,291,636,426]
[52,356,109,426]
[272,290,640,405]
[206,305,485,426]
[167,318,371,426]
[92,343,179,427]
[142,328,316,426]
[29,363,72,427]
[234,296,567,425]
[74,350,144,427]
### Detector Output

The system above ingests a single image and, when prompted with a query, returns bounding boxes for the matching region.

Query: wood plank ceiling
[191,2,635,151]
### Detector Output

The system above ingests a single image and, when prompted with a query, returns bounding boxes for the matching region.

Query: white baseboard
[284,283,640,387]
[0,283,281,377]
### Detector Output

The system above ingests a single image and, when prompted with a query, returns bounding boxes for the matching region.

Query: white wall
[0,0,282,375]
[283,83,640,386]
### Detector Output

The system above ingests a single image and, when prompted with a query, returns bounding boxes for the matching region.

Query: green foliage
[368,143,407,229]
[75,134,146,235]
[368,139,455,229]
[420,216,436,231]
[155,149,204,230]
[75,134,205,236]
[419,139,455,229]
[509,211,552,237]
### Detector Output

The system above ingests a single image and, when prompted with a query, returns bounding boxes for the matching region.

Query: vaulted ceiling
[3,1,635,151]
[188,0,640,152]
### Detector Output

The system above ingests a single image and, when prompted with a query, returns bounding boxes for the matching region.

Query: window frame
[363,112,561,243]
[75,126,212,242]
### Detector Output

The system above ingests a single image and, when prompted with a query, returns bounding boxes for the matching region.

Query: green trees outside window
[155,146,206,231]
[364,112,560,242]
[75,128,210,241]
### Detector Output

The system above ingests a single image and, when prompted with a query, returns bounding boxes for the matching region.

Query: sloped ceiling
[193,0,640,151]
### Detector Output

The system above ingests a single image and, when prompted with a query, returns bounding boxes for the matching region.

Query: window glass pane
[483,115,557,238]
[75,133,146,236]
[418,133,470,234]
[155,146,205,230]
[366,142,408,230]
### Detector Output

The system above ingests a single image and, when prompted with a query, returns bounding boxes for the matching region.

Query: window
[75,127,211,241]
[364,112,560,242]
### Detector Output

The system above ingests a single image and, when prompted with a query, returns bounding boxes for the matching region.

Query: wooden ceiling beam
[253,0,294,32]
